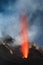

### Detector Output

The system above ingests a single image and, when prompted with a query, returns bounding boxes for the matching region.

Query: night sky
[0,0,43,47]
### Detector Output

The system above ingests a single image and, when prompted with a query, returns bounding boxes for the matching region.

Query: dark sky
[0,0,43,47]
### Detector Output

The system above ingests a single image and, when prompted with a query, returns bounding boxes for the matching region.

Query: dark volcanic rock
[0,44,43,65]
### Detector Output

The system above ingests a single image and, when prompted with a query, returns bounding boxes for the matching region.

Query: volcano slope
[0,43,43,65]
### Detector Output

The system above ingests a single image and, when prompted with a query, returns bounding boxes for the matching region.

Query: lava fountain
[20,14,29,59]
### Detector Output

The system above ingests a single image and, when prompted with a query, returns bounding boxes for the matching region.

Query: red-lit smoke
[20,14,29,58]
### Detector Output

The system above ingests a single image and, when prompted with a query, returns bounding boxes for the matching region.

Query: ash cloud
[0,0,43,46]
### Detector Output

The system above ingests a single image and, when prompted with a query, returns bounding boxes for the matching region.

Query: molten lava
[20,14,29,58]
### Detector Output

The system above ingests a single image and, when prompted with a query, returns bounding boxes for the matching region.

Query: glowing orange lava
[20,14,29,58]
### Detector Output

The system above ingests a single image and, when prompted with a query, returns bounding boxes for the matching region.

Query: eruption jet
[20,14,29,58]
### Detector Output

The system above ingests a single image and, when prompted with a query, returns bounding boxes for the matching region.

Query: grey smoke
[0,0,43,46]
